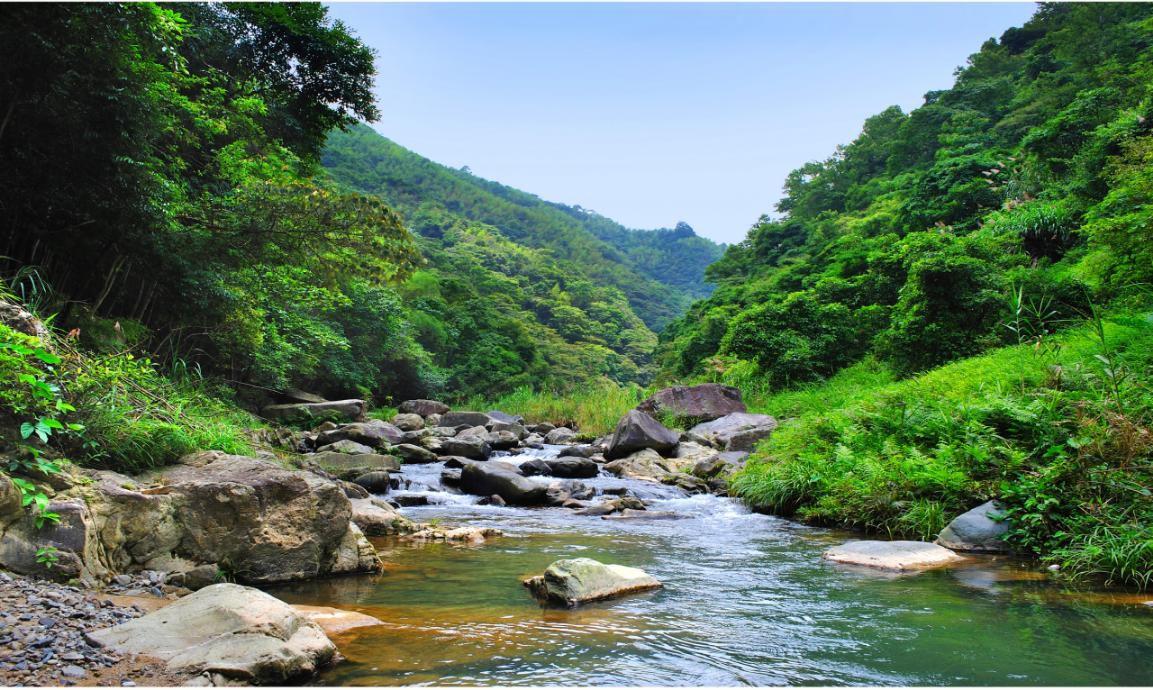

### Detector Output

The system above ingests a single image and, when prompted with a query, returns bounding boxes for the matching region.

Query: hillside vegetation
[649,3,1153,588]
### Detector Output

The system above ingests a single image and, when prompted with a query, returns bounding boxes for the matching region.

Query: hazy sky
[327,2,1037,244]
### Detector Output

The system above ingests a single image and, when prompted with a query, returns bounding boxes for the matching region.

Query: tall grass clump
[470,382,646,435]
[60,343,256,472]
[732,313,1153,589]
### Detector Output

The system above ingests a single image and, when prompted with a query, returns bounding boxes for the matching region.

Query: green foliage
[471,383,648,436]
[659,3,1153,393]
[733,315,1153,589]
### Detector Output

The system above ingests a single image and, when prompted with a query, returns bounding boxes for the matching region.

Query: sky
[326,2,1038,244]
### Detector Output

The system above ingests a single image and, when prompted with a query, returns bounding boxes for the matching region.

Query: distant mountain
[322,125,723,331]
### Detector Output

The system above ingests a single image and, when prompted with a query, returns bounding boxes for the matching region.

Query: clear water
[270,446,1153,686]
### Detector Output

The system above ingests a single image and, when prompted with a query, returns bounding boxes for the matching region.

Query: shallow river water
[271,446,1153,686]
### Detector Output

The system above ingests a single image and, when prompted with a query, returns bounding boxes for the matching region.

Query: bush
[720,292,865,387]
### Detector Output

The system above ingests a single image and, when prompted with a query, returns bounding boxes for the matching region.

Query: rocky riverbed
[0,571,191,687]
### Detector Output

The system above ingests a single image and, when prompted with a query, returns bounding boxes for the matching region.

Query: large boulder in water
[87,583,335,684]
[936,501,1012,553]
[523,558,662,606]
[440,435,492,460]
[350,498,414,536]
[637,384,746,423]
[824,540,963,571]
[459,462,548,506]
[398,399,450,417]
[604,410,678,459]
[688,412,778,451]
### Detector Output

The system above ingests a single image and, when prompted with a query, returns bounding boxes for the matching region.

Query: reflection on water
[269,448,1153,686]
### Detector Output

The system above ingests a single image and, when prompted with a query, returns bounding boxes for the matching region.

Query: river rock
[523,432,545,447]
[440,436,492,460]
[440,468,463,486]
[262,399,366,423]
[399,399,450,417]
[441,411,494,428]
[349,498,414,536]
[486,410,524,425]
[688,412,778,452]
[307,452,400,479]
[486,430,521,450]
[604,448,674,482]
[490,421,527,438]
[391,443,439,464]
[519,459,551,476]
[292,605,385,636]
[692,451,748,479]
[391,413,425,432]
[352,471,392,494]
[637,383,746,423]
[441,456,479,469]
[402,526,503,543]
[459,463,548,506]
[315,420,402,449]
[545,457,599,479]
[544,427,577,444]
[935,501,1012,553]
[87,583,335,684]
[147,452,379,582]
[314,439,375,456]
[824,540,964,571]
[523,558,662,606]
[528,422,555,434]
[605,410,678,459]
[0,499,105,583]
[559,444,599,458]
[456,425,489,438]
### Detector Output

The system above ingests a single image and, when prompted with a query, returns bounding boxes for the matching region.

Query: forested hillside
[650,2,1153,588]
[0,3,720,405]
[322,125,723,330]
[659,3,1153,385]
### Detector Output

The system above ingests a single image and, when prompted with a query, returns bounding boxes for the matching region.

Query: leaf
[40,418,64,430]
[19,423,34,439]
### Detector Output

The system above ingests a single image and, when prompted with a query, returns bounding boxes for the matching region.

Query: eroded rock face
[0,499,107,583]
[823,540,963,571]
[523,558,662,606]
[148,452,379,582]
[87,583,336,684]
[306,452,400,480]
[604,411,678,460]
[262,399,366,423]
[459,462,548,506]
[398,399,450,417]
[637,384,746,423]
[689,412,778,452]
[936,501,1012,553]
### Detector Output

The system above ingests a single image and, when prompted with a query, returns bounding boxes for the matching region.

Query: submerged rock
[523,558,662,606]
[402,526,503,543]
[604,410,679,459]
[824,540,964,571]
[87,583,335,684]
[637,383,746,423]
[936,501,1012,553]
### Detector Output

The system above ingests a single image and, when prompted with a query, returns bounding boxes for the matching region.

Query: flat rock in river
[87,583,335,684]
[824,540,964,571]
[523,558,662,606]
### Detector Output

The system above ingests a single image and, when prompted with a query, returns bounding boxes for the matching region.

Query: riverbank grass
[732,314,1153,589]
[469,383,646,436]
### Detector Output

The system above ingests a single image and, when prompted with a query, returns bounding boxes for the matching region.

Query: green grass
[731,313,1153,589]
[469,383,648,436]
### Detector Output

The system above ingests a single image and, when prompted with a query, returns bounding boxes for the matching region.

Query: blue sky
[327,2,1038,244]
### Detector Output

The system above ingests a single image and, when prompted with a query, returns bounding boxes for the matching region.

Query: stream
[271,445,1153,686]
